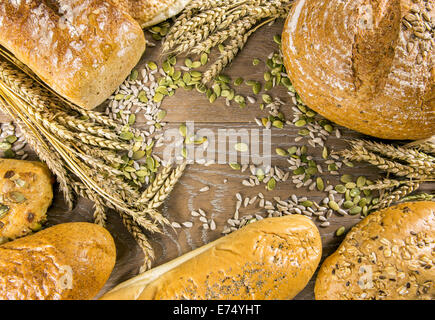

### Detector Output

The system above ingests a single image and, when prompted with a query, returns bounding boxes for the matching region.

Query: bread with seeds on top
[315,201,435,300]
[282,0,434,140]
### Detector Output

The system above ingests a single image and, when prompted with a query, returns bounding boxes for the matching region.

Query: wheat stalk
[341,144,430,179]
[0,50,188,270]
[372,181,421,210]
[161,0,293,83]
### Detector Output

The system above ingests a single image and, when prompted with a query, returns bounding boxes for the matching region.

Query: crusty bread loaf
[282,0,434,140]
[114,0,192,28]
[0,222,116,300]
[101,215,322,300]
[0,159,53,242]
[315,201,435,300]
[0,0,146,110]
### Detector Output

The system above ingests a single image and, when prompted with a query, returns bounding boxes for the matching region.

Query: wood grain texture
[0,19,432,300]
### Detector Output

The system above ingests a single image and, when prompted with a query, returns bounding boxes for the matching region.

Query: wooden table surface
[1,19,432,300]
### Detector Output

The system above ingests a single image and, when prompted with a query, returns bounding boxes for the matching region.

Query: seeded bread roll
[101,215,322,300]
[0,0,146,110]
[315,201,435,300]
[0,222,116,300]
[114,0,192,28]
[282,0,434,140]
[0,159,53,243]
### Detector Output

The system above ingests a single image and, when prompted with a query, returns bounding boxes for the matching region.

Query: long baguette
[101,215,322,300]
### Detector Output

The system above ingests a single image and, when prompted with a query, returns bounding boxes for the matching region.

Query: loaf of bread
[114,0,192,28]
[315,201,435,300]
[0,0,146,110]
[0,159,53,243]
[101,215,322,300]
[282,0,434,140]
[0,222,116,300]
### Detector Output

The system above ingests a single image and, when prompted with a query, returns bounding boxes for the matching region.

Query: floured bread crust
[114,0,191,28]
[0,0,146,110]
[282,0,434,140]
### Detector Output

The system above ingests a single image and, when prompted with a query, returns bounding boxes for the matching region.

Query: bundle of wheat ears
[341,138,435,210]
[0,48,187,272]
[162,0,293,83]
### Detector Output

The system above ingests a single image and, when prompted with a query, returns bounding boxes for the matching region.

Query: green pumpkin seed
[264,81,273,91]
[288,146,298,155]
[272,120,284,129]
[335,226,346,236]
[349,188,361,197]
[335,184,346,193]
[295,119,307,127]
[345,182,356,189]
[184,58,193,68]
[8,191,26,203]
[5,136,17,144]
[322,147,328,159]
[234,77,243,86]
[119,131,134,141]
[262,94,272,104]
[128,114,136,125]
[252,58,260,66]
[273,34,282,45]
[266,178,276,191]
[343,200,354,209]
[340,174,353,183]
[328,201,340,211]
[316,177,325,191]
[229,163,241,170]
[301,200,313,207]
[356,176,367,188]
[0,142,11,150]
[132,150,145,160]
[253,82,261,95]
[234,143,248,152]
[349,206,362,215]
[276,148,288,156]
[153,92,164,103]
[147,61,158,70]
[179,124,187,137]
[0,205,9,218]
[200,53,208,65]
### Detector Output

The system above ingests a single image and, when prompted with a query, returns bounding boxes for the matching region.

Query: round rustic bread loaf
[282,0,434,140]
[315,201,435,300]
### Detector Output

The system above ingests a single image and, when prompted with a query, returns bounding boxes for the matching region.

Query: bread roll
[101,215,322,300]
[0,159,53,242]
[315,201,435,300]
[0,0,146,110]
[0,222,116,300]
[114,0,192,28]
[282,0,434,140]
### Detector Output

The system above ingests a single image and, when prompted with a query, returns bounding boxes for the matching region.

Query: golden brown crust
[0,0,146,110]
[282,0,434,140]
[0,159,53,241]
[0,222,116,300]
[114,0,191,28]
[315,201,435,300]
[101,215,322,300]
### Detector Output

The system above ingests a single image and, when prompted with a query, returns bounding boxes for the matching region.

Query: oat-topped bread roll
[114,0,191,28]
[315,201,435,300]
[0,0,146,110]
[282,0,434,140]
